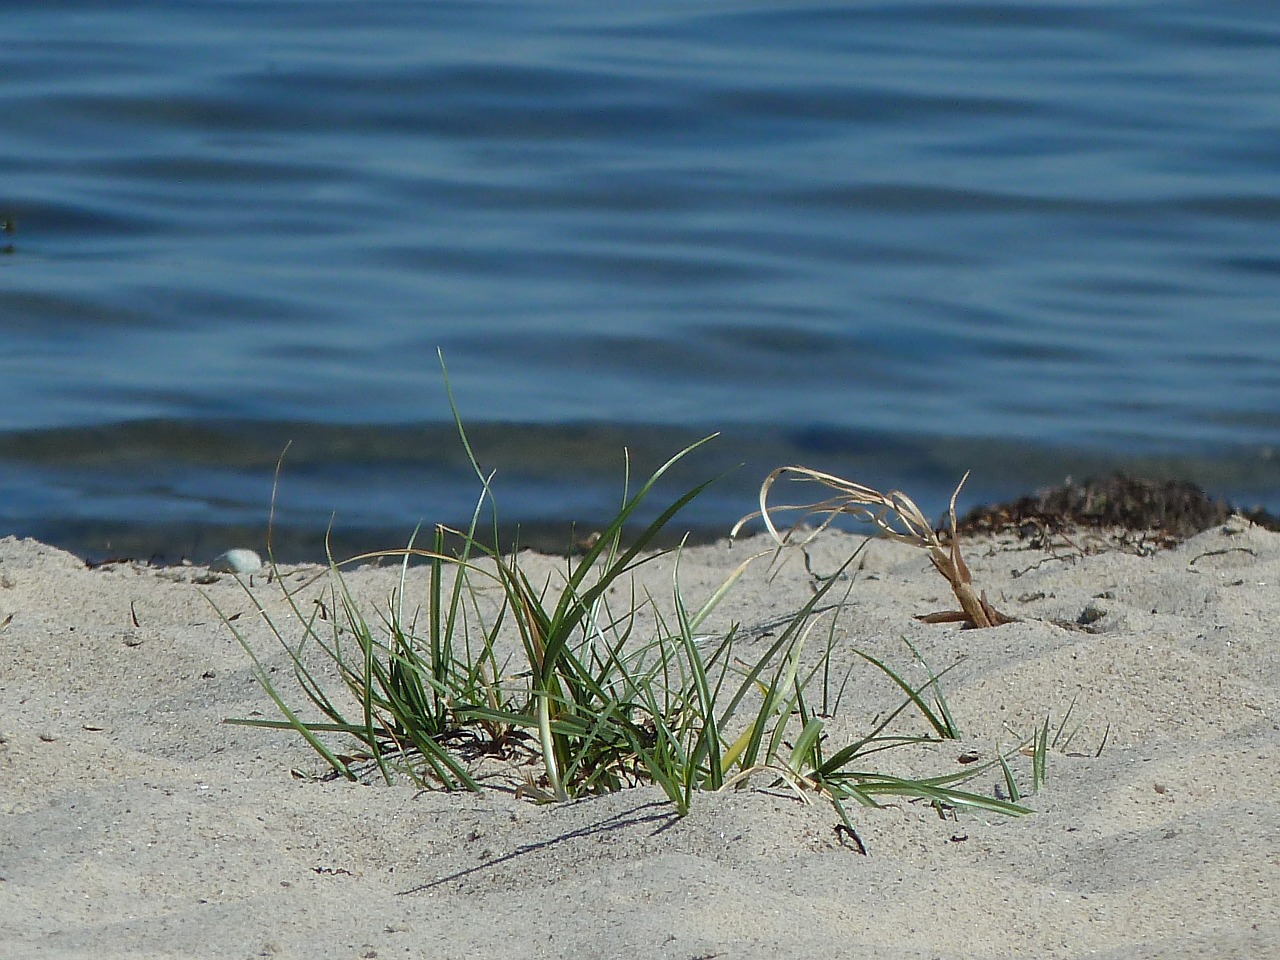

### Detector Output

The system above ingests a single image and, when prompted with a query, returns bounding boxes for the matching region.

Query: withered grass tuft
[732,466,1014,628]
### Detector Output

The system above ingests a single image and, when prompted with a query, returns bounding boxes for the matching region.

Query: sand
[2,520,1277,959]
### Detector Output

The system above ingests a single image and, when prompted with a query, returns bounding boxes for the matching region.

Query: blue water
[3,2,1279,559]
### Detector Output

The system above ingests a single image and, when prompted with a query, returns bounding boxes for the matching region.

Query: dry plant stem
[732,467,1013,628]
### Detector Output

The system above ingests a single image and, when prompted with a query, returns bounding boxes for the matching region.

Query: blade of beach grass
[805,642,971,789]
[327,572,395,784]
[707,547,871,788]
[787,716,827,774]
[670,555,725,792]
[1033,714,1050,792]
[647,544,762,788]
[212,444,363,777]
[832,773,1032,816]
[906,636,960,739]
[750,614,823,773]
[216,597,356,780]
[532,441,724,682]
[638,548,764,801]
[787,651,833,774]
[713,540,871,739]
[848,646,963,741]
[998,752,1023,804]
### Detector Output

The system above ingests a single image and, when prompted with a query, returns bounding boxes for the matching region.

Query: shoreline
[3,414,1278,567]
[13,470,1280,570]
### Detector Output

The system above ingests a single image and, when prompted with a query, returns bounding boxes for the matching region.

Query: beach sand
[2,520,1277,959]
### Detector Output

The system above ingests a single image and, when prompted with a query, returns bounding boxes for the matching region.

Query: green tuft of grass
[216,356,1054,839]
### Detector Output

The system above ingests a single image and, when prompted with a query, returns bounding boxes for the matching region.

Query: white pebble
[210,549,263,575]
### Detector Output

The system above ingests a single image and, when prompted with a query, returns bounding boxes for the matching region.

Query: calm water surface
[3,2,1279,559]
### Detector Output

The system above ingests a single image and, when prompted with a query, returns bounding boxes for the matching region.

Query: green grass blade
[848,647,958,740]
[1033,714,1050,792]
[212,595,355,780]
[997,752,1022,804]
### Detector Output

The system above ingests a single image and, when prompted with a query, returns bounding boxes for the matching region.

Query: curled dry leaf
[732,467,1014,629]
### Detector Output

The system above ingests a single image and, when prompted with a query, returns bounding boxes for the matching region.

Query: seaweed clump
[958,473,1279,544]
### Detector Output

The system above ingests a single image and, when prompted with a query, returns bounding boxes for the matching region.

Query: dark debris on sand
[957,473,1280,545]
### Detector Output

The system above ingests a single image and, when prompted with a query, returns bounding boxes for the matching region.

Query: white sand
[2,521,1277,959]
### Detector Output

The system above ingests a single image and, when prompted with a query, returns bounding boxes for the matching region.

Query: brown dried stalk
[731,467,1014,629]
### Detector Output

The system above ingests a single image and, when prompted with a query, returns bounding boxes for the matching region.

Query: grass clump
[218,368,1044,837]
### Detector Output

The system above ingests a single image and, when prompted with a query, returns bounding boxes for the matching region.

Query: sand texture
[2,521,1278,959]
